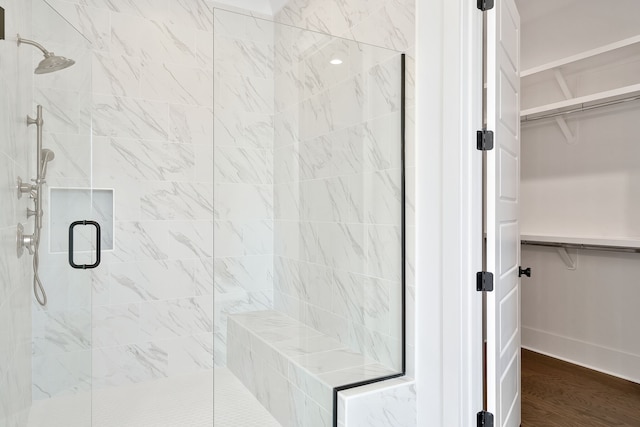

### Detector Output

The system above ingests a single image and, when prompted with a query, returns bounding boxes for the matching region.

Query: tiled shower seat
[227,310,397,427]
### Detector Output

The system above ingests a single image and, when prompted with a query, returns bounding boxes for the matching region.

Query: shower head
[17,34,75,74]
[40,149,55,178]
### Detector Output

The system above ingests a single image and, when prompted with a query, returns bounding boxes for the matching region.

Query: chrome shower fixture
[40,148,55,178]
[16,34,75,74]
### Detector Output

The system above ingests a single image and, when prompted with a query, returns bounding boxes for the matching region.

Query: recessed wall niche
[49,188,114,253]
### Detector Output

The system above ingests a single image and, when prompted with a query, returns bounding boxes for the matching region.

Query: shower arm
[17,35,50,57]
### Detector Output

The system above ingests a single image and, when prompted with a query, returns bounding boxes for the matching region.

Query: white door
[485,0,521,426]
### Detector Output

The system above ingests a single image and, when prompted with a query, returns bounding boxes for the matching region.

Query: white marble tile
[34,87,91,135]
[332,270,364,324]
[305,305,350,346]
[141,181,213,220]
[140,296,213,341]
[316,222,365,273]
[42,132,91,181]
[169,0,213,32]
[32,351,91,399]
[44,1,110,50]
[291,348,372,376]
[214,147,273,184]
[32,309,91,357]
[197,30,214,70]
[363,277,394,335]
[92,52,141,97]
[214,183,272,220]
[170,104,214,144]
[215,255,273,293]
[80,0,169,21]
[366,225,401,281]
[215,35,274,79]
[215,110,273,149]
[108,259,198,304]
[194,257,214,296]
[92,94,168,140]
[214,8,274,43]
[167,220,214,259]
[92,304,141,348]
[215,73,274,115]
[165,333,214,377]
[362,330,401,371]
[367,56,403,120]
[364,169,402,225]
[93,137,195,182]
[141,61,212,107]
[113,220,169,262]
[349,0,415,51]
[274,182,301,221]
[274,107,299,149]
[242,220,274,256]
[213,220,244,258]
[92,342,168,389]
[343,380,416,427]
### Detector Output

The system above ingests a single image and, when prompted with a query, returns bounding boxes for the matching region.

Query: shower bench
[226,310,397,427]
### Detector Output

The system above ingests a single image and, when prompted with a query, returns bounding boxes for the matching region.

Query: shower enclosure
[1,0,404,426]
[213,8,405,426]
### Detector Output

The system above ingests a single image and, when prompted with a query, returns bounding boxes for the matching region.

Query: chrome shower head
[40,149,55,178]
[35,54,75,74]
[17,34,75,74]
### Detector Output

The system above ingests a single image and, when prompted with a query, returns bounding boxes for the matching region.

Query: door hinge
[477,411,494,427]
[477,130,494,151]
[477,0,494,11]
[476,272,494,292]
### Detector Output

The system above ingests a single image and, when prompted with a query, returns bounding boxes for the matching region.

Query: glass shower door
[25,0,96,425]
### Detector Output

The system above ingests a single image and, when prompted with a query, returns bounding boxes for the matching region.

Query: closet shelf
[520,83,640,120]
[521,35,640,79]
[521,234,640,253]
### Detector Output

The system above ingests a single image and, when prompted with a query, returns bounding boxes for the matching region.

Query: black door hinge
[477,411,494,427]
[477,0,494,11]
[476,272,494,292]
[477,130,494,151]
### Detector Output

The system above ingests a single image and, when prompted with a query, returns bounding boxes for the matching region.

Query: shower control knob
[16,177,34,199]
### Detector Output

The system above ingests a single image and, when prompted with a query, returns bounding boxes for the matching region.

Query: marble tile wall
[213,8,275,367]
[33,0,215,398]
[0,0,34,425]
[271,8,413,373]
[275,0,416,377]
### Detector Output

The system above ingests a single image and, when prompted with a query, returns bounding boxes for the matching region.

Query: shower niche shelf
[49,188,114,253]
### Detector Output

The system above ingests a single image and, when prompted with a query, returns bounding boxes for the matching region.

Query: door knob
[518,266,531,278]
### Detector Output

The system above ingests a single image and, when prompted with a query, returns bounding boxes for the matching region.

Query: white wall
[0,0,33,424]
[517,0,640,70]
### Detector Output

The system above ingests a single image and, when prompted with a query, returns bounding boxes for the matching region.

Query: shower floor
[27,368,280,426]
[28,370,214,427]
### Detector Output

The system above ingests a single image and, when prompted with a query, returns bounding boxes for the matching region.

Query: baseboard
[522,327,640,384]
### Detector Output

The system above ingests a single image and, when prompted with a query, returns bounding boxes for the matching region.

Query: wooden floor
[522,349,640,426]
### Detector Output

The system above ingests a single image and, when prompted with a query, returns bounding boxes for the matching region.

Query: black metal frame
[331,52,407,427]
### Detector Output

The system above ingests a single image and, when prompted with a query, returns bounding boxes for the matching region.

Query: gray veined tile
[169,0,214,32]
[291,348,374,376]
[92,95,168,140]
[141,181,213,220]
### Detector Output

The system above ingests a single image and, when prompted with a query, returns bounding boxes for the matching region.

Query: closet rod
[521,94,640,123]
[521,240,640,254]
